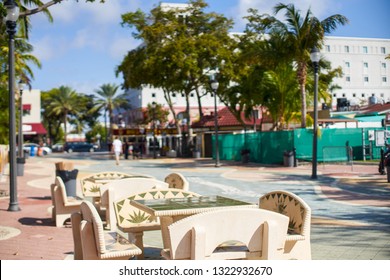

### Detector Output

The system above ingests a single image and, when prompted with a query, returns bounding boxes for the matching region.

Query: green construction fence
[212,127,384,165]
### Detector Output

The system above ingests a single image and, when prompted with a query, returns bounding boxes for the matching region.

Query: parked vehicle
[16,146,31,156]
[23,143,52,155]
[64,142,95,153]
[52,143,64,152]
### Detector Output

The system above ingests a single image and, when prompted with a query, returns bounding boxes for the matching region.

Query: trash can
[167,150,177,158]
[55,169,79,197]
[193,150,200,158]
[17,157,25,176]
[55,161,78,197]
[283,151,294,167]
[30,146,35,156]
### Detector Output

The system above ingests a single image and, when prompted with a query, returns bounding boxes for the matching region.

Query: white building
[21,89,47,140]
[124,85,221,127]
[322,36,390,110]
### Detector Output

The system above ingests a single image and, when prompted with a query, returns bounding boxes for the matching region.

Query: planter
[167,150,177,158]
[193,151,201,158]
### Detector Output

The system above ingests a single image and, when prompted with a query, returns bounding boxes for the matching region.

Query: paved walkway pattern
[0,153,389,260]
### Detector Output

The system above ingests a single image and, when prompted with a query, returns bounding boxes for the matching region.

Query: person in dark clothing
[133,144,140,159]
[124,141,129,160]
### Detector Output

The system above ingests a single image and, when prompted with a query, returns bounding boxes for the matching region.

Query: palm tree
[251,3,348,127]
[47,86,84,143]
[93,83,130,144]
[0,12,41,143]
[0,22,41,88]
[262,63,300,130]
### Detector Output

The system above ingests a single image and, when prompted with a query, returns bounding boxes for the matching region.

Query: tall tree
[41,89,64,144]
[46,86,84,143]
[261,63,300,130]
[93,83,129,142]
[118,0,234,131]
[245,3,348,127]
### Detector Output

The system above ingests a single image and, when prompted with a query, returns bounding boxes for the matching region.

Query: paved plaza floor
[0,152,389,260]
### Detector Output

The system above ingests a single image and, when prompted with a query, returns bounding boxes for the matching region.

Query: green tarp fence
[212,127,384,164]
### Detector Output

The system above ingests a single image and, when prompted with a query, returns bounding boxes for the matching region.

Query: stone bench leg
[128,232,145,260]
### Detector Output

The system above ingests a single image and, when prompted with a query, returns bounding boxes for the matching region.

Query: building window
[381,93,385,98]
[382,63,387,69]
[342,93,346,97]
[362,93,365,98]
[363,46,368,53]
[181,93,184,97]
[344,46,349,53]
[383,77,388,83]
[352,93,356,97]
[346,76,351,82]
[381,47,386,54]
[333,93,337,98]
[152,93,156,98]
[364,76,369,82]
[345,61,350,68]
[325,45,330,52]
[172,93,176,97]
[363,62,368,68]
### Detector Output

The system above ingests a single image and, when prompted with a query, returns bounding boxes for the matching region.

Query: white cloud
[47,0,79,23]
[109,36,141,60]
[71,27,107,50]
[31,35,68,61]
[48,0,143,26]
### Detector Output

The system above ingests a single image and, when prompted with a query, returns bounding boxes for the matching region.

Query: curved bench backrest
[114,189,201,229]
[259,190,311,236]
[80,171,153,197]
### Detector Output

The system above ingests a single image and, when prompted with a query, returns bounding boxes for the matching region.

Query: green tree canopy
[117,0,235,136]
[245,3,348,128]
[44,85,85,143]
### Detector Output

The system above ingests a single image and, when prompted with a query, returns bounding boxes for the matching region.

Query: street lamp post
[152,102,157,159]
[5,0,21,211]
[210,78,220,167]
[310,47,321,180]
[17,80,25,177]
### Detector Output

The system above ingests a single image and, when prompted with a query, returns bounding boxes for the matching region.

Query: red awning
[23,123,47,135]
[22,104,31,110]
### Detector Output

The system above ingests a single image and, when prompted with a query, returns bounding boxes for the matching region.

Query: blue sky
[28,0,390,96]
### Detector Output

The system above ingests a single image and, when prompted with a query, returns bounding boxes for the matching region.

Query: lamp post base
[7,203,20,212]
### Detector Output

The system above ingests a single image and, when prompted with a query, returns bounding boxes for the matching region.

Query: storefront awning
[22,104,31,110]
[23,123,47,135]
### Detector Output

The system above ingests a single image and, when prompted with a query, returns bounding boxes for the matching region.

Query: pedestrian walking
[129,142,133,159]
[112,137,122,165]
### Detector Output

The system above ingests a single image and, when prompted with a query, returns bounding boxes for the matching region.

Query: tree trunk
[195,87,203,118]
[297,61,308,128]
[63,112,67,143]
[109,108,113,140]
